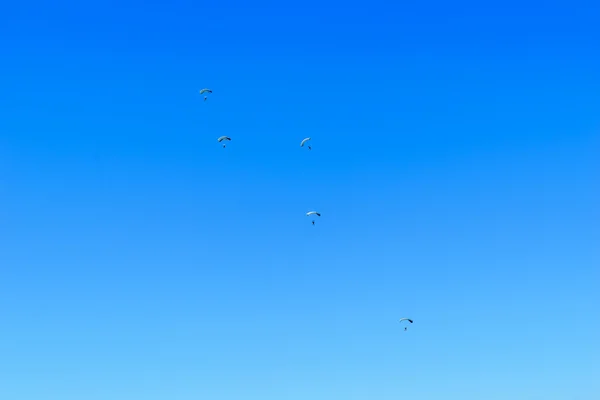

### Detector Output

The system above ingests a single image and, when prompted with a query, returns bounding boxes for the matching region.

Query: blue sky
[1,1,599,399]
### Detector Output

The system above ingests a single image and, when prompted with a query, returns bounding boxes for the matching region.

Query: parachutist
[200,88,213,102]
[301,137,312,149]
[217,136,231,148]
[307,211,321,224]
[399,318,413,332]
[308,145,312,150]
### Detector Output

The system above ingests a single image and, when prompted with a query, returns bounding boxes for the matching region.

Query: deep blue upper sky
[1,1,599,399]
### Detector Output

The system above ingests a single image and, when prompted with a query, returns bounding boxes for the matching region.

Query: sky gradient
[1,1,599,399]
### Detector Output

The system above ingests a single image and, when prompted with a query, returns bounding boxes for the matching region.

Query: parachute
[399,318,414,331]
[200,89,213,102]
[217,136,231,148]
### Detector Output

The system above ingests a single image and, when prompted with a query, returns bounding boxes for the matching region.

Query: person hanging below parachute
[306,211,321,225]
[217,136,231,148]
[399,318,414,331]
[300,137,312,150]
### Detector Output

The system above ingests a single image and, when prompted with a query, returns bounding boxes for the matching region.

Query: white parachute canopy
[199,88,213,95]
[300,137,311,147]
[306,211,321,217]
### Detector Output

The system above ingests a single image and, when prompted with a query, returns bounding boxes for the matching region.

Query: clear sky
[1,1,599,399]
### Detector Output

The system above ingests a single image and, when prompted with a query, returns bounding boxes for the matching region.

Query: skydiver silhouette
[308,145,312,150]
[312,220,315,225]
